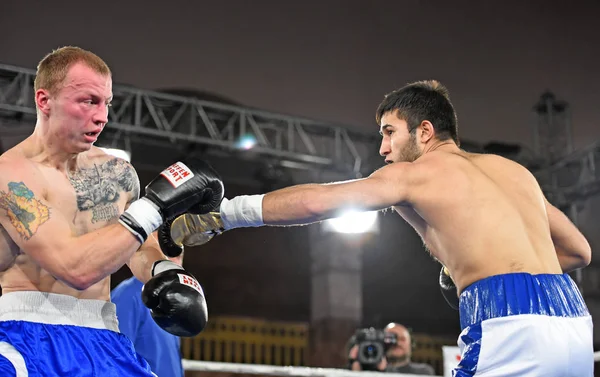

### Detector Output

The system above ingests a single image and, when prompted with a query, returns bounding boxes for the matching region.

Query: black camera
[353,327,398,371]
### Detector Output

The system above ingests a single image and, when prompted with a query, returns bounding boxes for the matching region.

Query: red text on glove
[178,273,203,295]
[161,162,195,188]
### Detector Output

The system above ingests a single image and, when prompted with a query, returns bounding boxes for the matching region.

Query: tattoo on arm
[129,168,141,204]
[0,182,50,240]
[68,158,138,223]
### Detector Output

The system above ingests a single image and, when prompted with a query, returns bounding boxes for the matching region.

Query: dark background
[1,0,599,338]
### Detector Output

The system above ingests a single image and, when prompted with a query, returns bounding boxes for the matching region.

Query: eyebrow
[82,91,113,103]
[379,124,393,135]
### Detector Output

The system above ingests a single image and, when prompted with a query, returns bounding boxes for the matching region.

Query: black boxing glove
[141,260,208,337]
[158,216,185,258]
[145,159,223,217]
[119,160,224,244]
[439,266,459,310]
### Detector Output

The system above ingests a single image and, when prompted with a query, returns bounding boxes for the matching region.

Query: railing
[181,316,455,376]
[181,316,309,366]
[411,333,457,374]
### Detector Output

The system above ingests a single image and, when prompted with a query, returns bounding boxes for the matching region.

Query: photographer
[347,323,435,375]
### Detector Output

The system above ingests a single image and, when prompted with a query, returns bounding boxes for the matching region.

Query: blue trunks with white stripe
[453,273,593,377]
[0,291,156,377]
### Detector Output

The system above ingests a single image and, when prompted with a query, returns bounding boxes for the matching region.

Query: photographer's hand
[348,345,362,371]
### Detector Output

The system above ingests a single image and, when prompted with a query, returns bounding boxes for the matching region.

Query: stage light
[322,209,379,234]
[236,134,257,150]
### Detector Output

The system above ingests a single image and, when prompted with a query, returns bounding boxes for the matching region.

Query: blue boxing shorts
[454,273,593,377]
[0,291,157,377]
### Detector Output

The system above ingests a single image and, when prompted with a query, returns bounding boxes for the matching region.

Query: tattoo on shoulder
[0,181,50,240]
[68,158,139,223]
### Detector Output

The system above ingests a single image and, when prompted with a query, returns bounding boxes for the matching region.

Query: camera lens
[363,345,377,358]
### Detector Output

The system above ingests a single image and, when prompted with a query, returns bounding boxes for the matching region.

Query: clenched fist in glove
[158,211,225,257]
[119,159,224,245]
[142,260,208,337]
[157,195,264,257]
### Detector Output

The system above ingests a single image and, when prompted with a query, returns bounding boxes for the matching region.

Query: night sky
[1,0,599,340]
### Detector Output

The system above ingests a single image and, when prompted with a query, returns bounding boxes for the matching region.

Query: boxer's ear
[36,89,52,116]
[417,120,435,143]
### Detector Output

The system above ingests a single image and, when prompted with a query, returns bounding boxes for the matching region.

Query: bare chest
[44,159,137,235]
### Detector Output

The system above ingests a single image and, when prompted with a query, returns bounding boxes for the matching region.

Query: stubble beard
[398,132,422,163]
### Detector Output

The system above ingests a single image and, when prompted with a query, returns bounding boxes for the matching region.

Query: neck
[423,139,459,155]
[30,122,79,171]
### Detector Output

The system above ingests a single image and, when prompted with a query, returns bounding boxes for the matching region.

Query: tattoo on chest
[68,158,138,223]
[0,182,50,240]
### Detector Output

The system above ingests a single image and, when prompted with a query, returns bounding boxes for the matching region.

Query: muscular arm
[262,162,418,225]
[545,199,591,272]
[123,167,166,284]
[0,162,143,290]
[127,232,167,284]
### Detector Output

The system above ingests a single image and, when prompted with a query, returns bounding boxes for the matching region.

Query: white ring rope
[181,360,439,377]
[184,354,600,376]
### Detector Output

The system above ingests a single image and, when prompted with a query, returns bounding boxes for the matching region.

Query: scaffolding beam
[536,140,600,208]
[0,63,379,176]
[2,63,598,204]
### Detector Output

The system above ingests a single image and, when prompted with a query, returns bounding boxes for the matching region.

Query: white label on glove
[177,273,203,295]
[160,161,195,188]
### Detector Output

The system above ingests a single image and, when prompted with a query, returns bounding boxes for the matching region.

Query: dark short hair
[375,80,459,146]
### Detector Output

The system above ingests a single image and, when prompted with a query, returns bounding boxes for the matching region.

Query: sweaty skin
[260,113,590,293]
[0,62,164,301]
[392,149,563,292]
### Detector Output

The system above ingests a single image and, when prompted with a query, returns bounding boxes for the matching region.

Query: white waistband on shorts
[0,291,119,332]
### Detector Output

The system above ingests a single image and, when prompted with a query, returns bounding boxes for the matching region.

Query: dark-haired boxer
[163,80,593,377]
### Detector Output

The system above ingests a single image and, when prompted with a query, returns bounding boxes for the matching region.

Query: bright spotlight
[99,147,131,162]
[322,210,379,234]
[235,134,257,150]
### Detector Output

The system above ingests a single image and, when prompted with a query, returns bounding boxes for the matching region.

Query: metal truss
[536,140,600,208]
[0,63,379,176]
[1,62,598,201]
[538,142,600,295]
